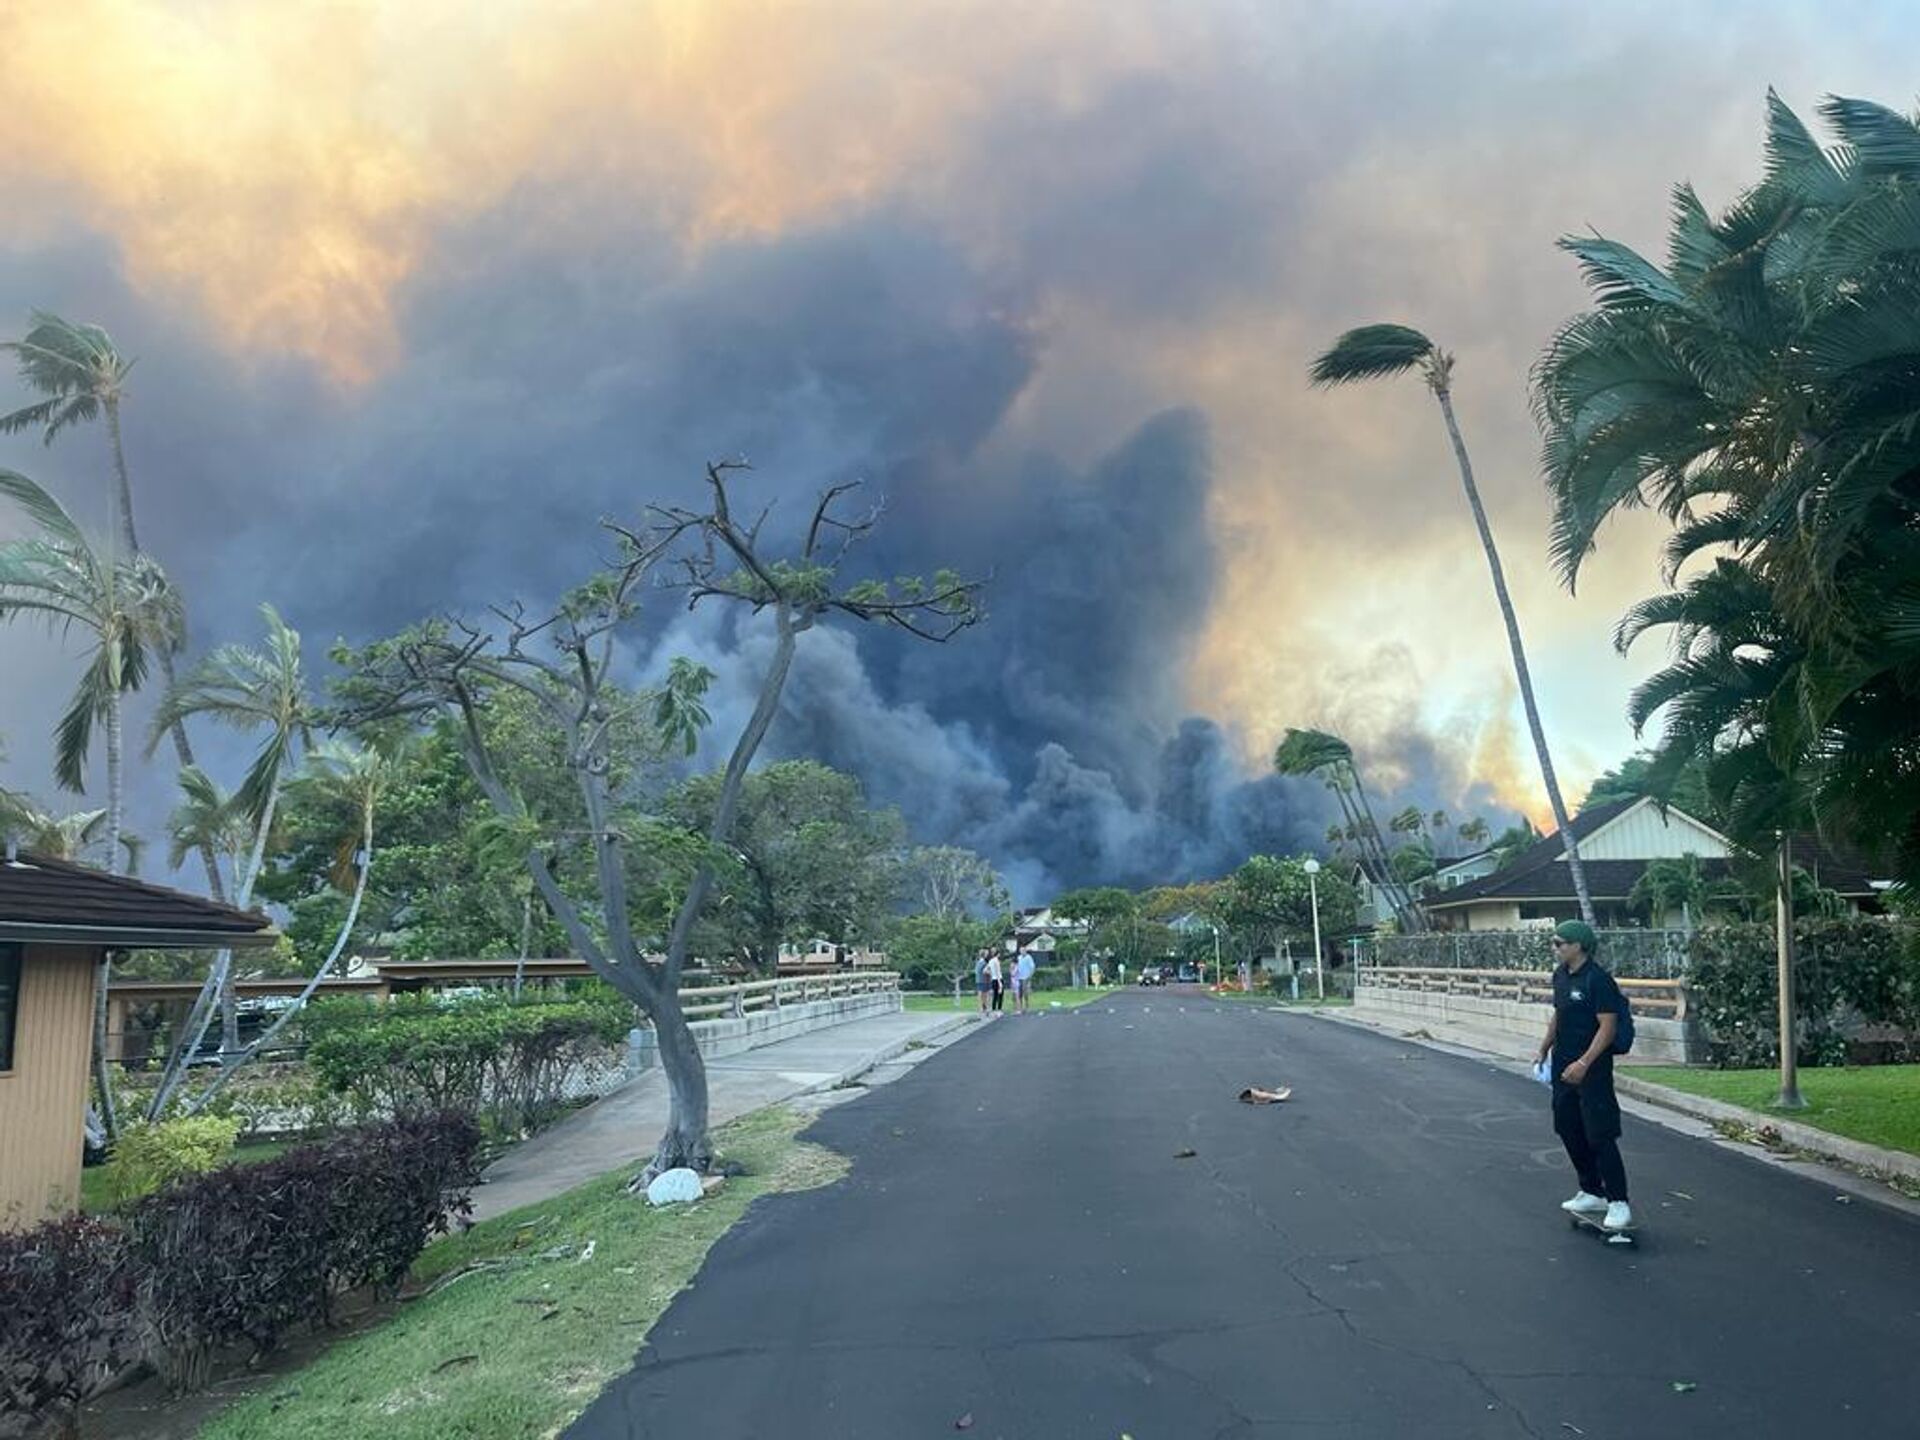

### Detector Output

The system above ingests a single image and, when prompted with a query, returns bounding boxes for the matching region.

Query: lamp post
[1775,830,1805,1109]
[1303,859,1325,1001]
[1210,923,1223,990]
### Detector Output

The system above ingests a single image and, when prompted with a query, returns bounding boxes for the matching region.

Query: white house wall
[1569,801,1731,861]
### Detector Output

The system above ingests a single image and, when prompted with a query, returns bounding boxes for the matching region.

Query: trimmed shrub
[99,1115,242,1208]
[304,994,629,1135]
[1030,966,1070,991]
[0,1217,135,1439]
[125,1110,482,1392]
[1687,918,1920,1068]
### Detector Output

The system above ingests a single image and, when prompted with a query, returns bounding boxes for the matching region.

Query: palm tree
[1534,91,1920,886]
[0,472,182,867]
[165,767,253,889]
[0,469,182,1139]
[1456,816,1492,850]
[0,794,141,870]
[2,310,227,902]
[182,739,394,1113]
[151,603,312,1056]
[1275,727,1426,931]
[1312,326,1599,927]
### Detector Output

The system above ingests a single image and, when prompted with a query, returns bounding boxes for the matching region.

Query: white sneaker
[1561,1191,1608,1215]
[1604,1201,1634,1230]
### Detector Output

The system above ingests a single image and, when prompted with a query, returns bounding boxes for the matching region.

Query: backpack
[1609,976,1636,1056]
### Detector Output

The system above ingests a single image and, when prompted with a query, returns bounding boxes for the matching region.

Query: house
[0,848,276,1229]
[1421,796,1886,931]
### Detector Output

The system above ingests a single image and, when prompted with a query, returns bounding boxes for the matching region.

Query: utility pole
[1775,830,1805,1110]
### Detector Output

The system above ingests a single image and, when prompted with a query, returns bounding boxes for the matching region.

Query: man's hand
[1560,1058,1589,1085]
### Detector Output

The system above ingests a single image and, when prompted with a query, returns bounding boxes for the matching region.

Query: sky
[1,0,1916,902]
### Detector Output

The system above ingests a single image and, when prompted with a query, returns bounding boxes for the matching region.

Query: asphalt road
[566,991,1920,1439]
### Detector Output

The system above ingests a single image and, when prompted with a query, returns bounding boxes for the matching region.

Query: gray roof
[0,850,278,949]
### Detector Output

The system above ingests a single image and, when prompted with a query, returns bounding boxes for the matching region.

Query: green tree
[1220,855,1360,972]
[1629,853,1749,931]
[150,603,312,1058]
[663,761,904,971]
[901,844,1008,922]
[885,912,1003,997]
[335,463,983,1179]
[1312,328,1597,926]
[1535,90,1920,886]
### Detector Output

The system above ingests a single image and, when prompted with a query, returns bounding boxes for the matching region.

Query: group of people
[973,948,1035,1014]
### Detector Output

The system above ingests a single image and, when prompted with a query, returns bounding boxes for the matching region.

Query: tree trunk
[92,692,126,1141]
[105,398,141,558]
[187,813,373,1111]
[1432,383,1597,928]
[105,690,125,878]
[221,776,281,1057]
[640,998,713,1178]
[514,890,532,999]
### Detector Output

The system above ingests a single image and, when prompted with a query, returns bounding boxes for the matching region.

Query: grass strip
[1622,1063,1920,1158]
[198,1105,846,1440]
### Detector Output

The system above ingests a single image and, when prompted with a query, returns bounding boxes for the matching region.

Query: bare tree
[337,463,983,1180]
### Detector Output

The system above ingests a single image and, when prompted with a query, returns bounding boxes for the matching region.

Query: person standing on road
[975,950,991,1014]
[1012,949,1035,1013]
[1536,920,1633,1231]
[986,951,1005,1013]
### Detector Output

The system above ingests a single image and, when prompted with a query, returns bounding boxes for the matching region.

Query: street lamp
[1209,923,1222,990]
[1302,858,1325,1002]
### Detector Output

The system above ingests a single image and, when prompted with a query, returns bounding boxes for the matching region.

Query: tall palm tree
[0,469,182,1139]
[151,603,311,1056]
[0,471,182,869]
[1312,326,1598,927]
[2,310,227,902]
[1274,727,1426,931]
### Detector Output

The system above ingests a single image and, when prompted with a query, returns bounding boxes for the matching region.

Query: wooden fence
[1357,966,1687,1020]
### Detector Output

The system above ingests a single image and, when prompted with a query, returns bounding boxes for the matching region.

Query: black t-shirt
[1552,959,1623,1070]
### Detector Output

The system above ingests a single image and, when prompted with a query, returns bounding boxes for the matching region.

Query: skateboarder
[1535,920,1632,1232]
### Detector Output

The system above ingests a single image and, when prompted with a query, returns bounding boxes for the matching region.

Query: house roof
[1424,798,1885,910]
[0,850,278,949]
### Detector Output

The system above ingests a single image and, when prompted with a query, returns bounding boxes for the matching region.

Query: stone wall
[1353,983,1700,1064]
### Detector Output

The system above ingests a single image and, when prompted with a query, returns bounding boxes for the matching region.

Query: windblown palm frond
[1307,325,1433,387]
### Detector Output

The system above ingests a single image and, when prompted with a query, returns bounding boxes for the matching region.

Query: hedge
[0,1111,480,1431]
[303,994,630,1135]
[1687,918,1920,1068]
[0,1217,133,1439]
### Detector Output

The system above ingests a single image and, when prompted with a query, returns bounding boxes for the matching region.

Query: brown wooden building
[0,848,275,1229]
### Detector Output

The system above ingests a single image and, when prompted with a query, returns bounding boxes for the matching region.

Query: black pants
[990,980,1004,1011]
[1553,1073,1629,1202]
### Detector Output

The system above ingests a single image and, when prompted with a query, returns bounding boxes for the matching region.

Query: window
[0,944,20,1072]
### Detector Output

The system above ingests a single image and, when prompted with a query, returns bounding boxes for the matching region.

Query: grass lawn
[1623,1063,1920,1157]
[902,988,1109,1013]
[197,1105,845,1440]
[80,1137,295,1214]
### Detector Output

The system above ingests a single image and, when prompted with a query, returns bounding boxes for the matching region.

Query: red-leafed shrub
[125,1110,481,1391]
[0,1216,136,1438]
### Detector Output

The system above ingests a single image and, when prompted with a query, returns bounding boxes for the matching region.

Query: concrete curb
[1611,1075,1920,1189]
[1303,1005,1920,1194]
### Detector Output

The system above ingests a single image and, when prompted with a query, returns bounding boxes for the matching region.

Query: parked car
[1137,965,1166,986]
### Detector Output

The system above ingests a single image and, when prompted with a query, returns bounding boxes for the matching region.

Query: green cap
[1553,919,1597,954]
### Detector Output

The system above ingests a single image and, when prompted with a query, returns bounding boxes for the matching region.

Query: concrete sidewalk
[472,1006,981,1220]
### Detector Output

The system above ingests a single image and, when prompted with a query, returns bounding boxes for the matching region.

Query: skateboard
[1567,1208,1637,1246]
